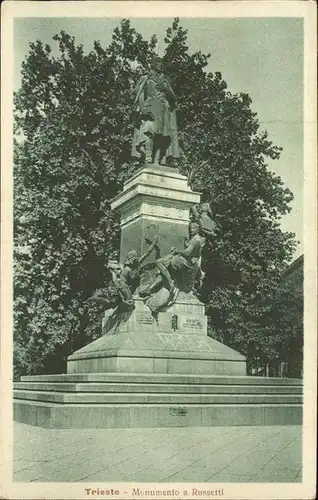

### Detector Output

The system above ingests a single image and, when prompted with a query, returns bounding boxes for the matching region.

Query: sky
[14,17,304,258]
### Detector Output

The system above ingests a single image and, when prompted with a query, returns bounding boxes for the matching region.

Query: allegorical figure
[89,236,159,311]
[131,55,180,166]
[90,237,160,335]
[190,200,216,237]
[139,222,206,312]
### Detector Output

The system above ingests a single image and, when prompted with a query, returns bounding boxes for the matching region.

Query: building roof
[283,254,304,279]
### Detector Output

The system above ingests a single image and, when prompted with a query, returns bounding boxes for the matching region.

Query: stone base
[14,373,303,428]
[67,337,246,375]
[67,296,246,376]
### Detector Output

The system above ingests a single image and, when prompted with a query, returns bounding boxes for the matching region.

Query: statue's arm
[162,76,177,108]
[190,205,200,222]
[207,203,213,216]
[165,77,176,98]
[138,236,159,264]
[131,75,144,95]
[131,75,148,109]
[120,267,130,281]
[175,238,198,258]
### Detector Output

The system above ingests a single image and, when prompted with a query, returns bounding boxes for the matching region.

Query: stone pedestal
[111,164,200,263]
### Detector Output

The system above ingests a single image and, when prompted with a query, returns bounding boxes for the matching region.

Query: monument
[14,56,302,428]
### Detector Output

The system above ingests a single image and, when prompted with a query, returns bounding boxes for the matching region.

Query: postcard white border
[1,2,317,499]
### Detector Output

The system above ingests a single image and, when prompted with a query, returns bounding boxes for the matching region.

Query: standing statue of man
[131,56,180,166]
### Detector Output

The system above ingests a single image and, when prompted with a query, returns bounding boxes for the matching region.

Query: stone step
[14,381,303,395]
[14,389,303,405]
[14,400,302,428]
[20,372,303,386]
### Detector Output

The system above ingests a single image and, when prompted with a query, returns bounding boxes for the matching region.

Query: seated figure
[139,222,205,311]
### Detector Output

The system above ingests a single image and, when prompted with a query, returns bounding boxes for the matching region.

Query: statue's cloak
[131,73,180,162]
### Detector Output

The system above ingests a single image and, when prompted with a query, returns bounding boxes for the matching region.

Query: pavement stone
[207,474,254,483]
[264,439,302,470]
[114,430,217,478]
[217,433,300,477]
[80,465,130,482]
[13,422,302,483]
[253,468,300,482]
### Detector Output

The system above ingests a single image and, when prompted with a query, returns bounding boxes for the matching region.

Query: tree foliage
[14,19,299,378]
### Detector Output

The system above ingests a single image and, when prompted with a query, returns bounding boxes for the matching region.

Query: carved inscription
[182,318,203,330]
[140,185,197,203]
[169,407,188,417]
[112,186,138,208]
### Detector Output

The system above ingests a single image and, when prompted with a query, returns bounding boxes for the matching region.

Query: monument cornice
[111,182,200,211]
[121,213,189,229]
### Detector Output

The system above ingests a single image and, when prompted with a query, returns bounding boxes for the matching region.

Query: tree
[14,18,298,378]
[262,259,303,377]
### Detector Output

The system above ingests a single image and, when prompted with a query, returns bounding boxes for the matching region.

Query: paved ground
[13,423,302,483]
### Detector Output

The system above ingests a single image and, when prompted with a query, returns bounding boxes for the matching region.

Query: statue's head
[125,250,138,266]
[150,55,163,72]
[108,260,121,275]
[189,222,200,237]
